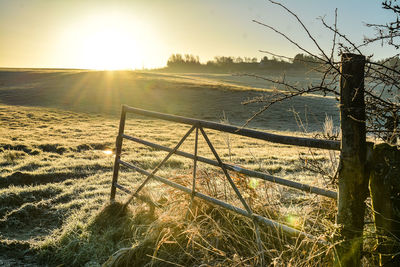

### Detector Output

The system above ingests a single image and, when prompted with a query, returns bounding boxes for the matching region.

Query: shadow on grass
[0,172,89,188]
[40,201,156,267]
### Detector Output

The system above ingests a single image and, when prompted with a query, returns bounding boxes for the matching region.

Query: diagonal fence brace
[123,125,196,207]
[199,127,253,215]
[199,127,266,263]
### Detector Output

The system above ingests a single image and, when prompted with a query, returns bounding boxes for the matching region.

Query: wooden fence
[110,105,339,240]
[110,54,371,267]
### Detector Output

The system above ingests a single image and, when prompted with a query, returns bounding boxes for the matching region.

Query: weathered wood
[110,106,126,201]
[369,143,400,266]
[335,53,368,267]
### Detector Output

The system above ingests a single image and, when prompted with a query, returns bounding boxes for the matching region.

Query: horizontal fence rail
[122,134,337,199]
[111,104,338,243]
[123,105,341,151]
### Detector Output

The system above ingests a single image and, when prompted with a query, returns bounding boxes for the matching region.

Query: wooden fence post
[369,143,400,266]
[110,105,127,201]
[335,53,368,267]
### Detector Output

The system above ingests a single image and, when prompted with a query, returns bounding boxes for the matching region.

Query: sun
[61,12,161,70]
[59,13,148,70]
[82,27,139,70]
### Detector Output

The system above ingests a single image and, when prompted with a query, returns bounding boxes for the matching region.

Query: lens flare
[248,178,259,189]
[103,150,113,155]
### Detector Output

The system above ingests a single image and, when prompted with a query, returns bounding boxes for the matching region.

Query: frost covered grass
[0,103,345,266]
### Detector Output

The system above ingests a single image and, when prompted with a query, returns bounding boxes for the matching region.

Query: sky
[0,0,397,70]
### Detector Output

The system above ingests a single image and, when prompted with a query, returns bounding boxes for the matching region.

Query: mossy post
[370,143,400,266]
[335,53,368,267]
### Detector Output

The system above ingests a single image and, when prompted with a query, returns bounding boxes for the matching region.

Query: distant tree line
[163,53,322,72]
[376,55,400,70]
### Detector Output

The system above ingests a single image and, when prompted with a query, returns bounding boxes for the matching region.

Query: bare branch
[269,0,331,61]
[244,0,400,143]
[253,19,324,62]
